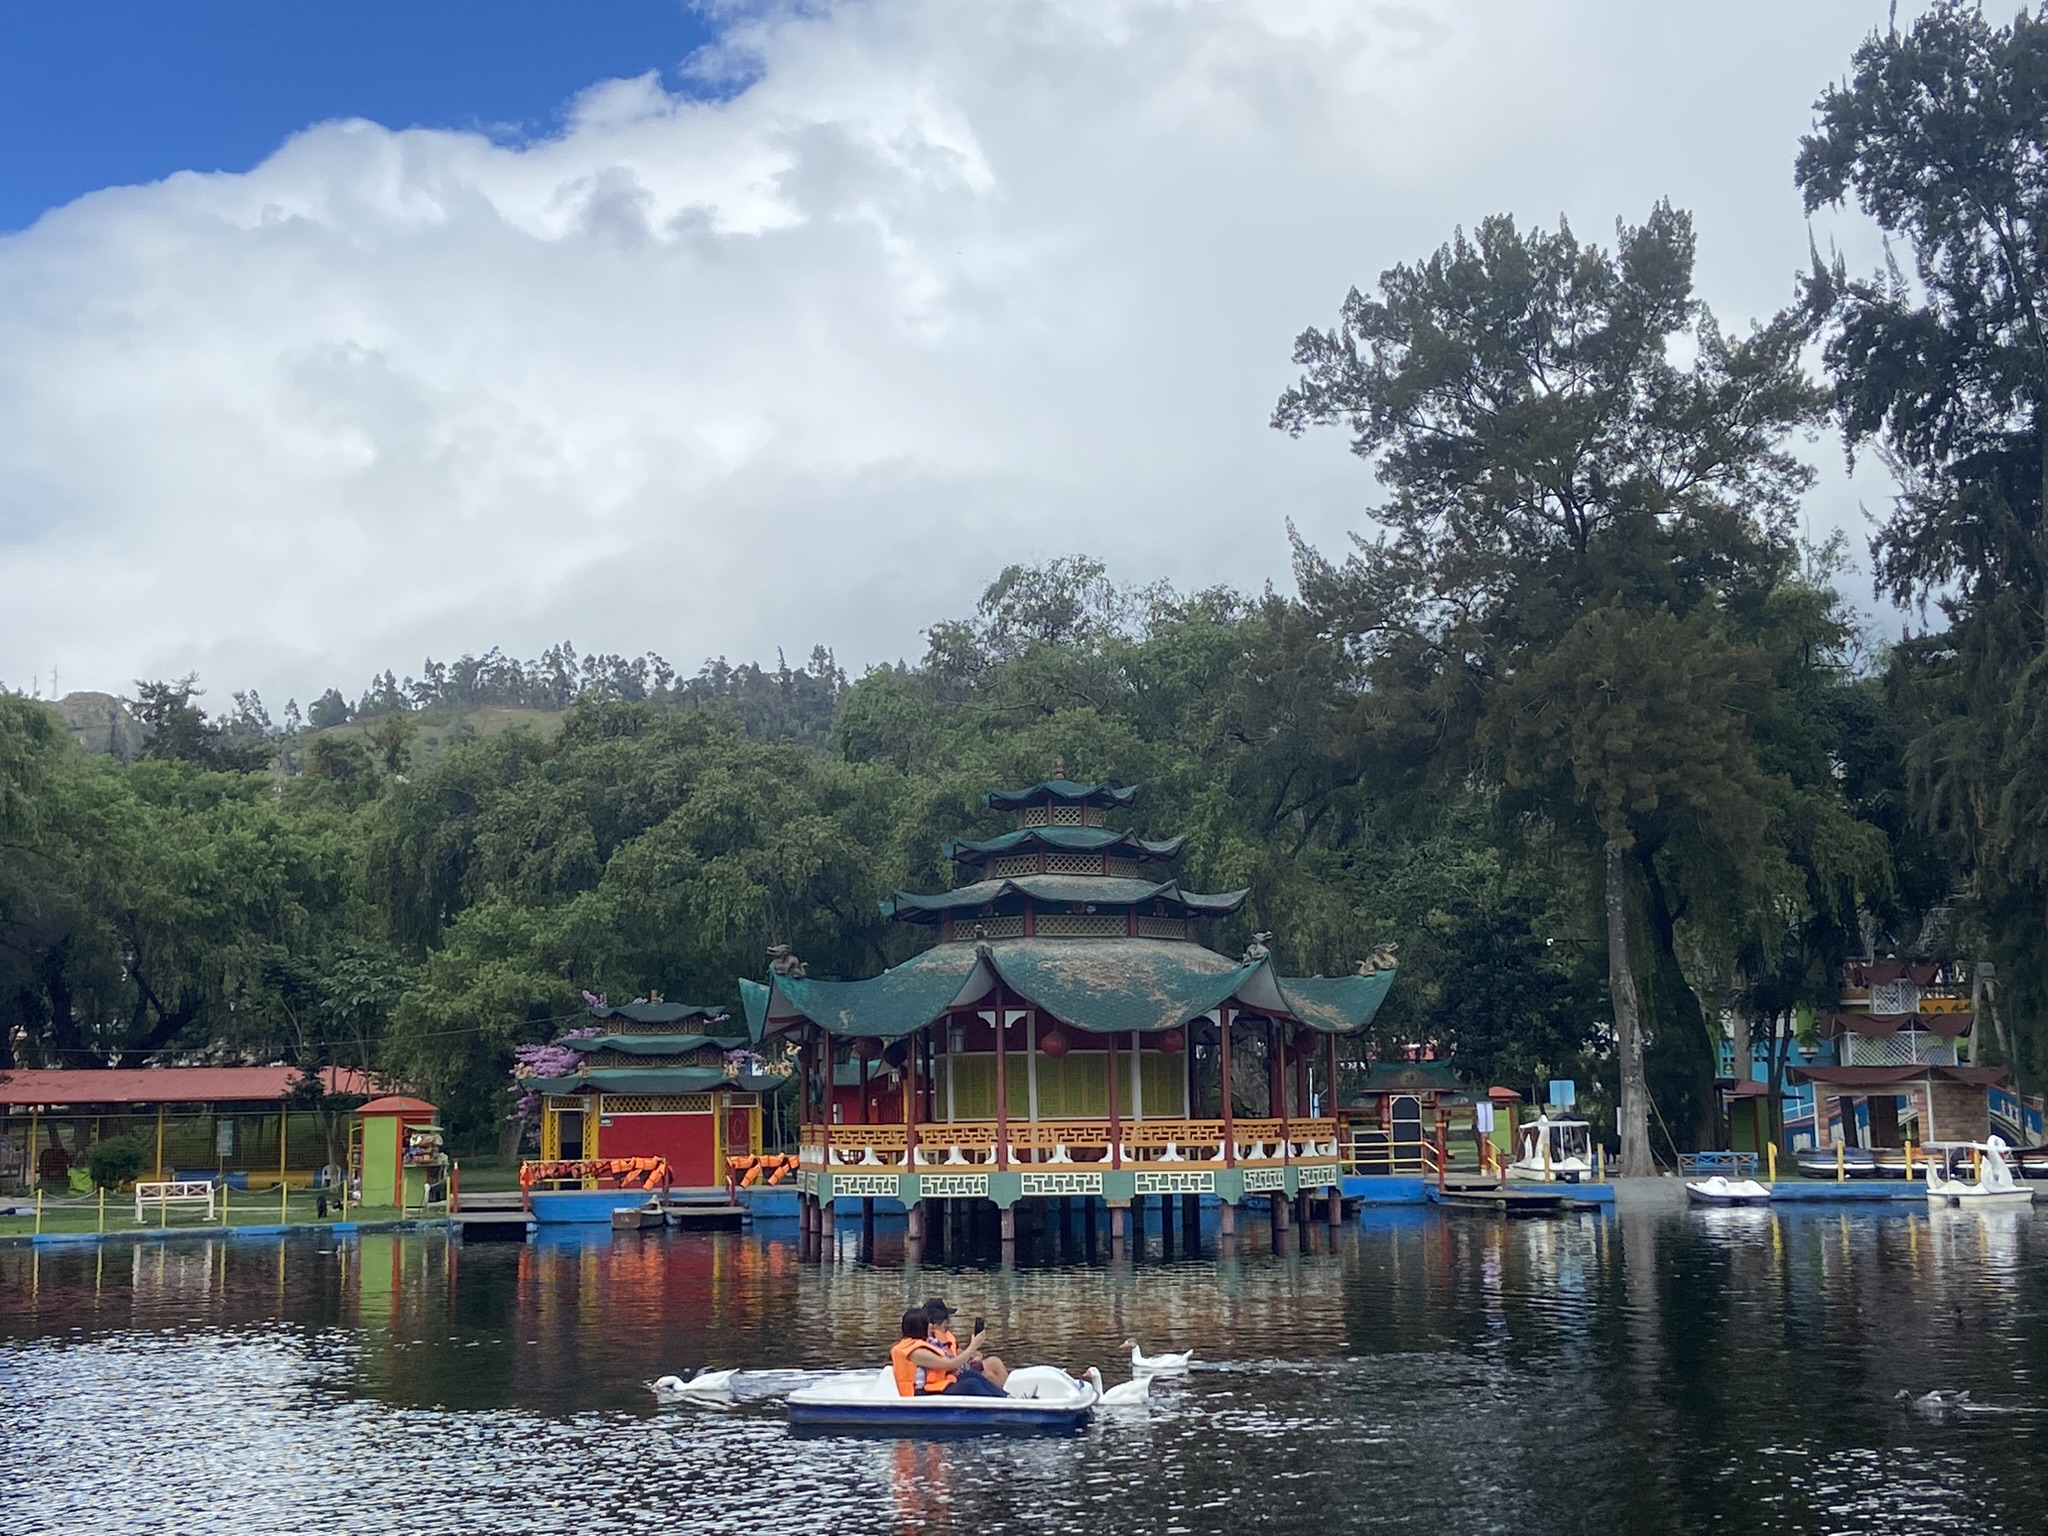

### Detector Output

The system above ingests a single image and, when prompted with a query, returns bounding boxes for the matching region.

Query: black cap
[922,1296,956,1320]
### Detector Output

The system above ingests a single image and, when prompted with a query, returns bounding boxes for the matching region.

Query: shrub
[86,1134,147,1191]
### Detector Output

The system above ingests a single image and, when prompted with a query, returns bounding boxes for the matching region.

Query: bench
[1677,1151,1759,1178]
[134,1180,217,1223]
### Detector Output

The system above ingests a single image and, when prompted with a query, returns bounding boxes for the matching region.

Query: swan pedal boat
[785,1367,1099,1431]
[1924,1138,2037,1206]
[1684,1175,1771,1206]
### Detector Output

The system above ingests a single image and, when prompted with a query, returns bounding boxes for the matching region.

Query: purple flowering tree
[510,1027,601,1148]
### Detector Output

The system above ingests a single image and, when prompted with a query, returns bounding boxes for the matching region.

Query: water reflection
[3,1205,2045,1534]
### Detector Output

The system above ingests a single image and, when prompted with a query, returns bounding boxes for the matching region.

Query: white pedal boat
[1685,1175,1771,1206]
[1925,1137,2037,1206]
[785,1366,1099,1431]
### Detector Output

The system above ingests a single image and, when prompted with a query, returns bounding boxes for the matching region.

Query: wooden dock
[660,1194,746,1231]
[450,1190,534,1241]
[1426,1173,1581,1214]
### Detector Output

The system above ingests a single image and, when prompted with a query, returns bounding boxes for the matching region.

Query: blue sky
[0,2,721,231]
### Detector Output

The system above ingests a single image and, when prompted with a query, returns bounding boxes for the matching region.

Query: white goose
[1085,1367,1152,1406]
[654,1367,738,1397]
[1124,1338,1193,1375]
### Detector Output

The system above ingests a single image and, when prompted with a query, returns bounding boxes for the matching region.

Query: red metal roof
[357,1095,437,1116]
[0,1065,372,1107]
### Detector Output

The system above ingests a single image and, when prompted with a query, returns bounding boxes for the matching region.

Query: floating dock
[1425,1173,1588,1214]
[450,1191,535,1241]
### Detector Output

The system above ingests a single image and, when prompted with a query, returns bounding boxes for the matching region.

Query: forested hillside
[4,2,2042,1168]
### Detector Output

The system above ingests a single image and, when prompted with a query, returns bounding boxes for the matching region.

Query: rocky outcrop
[57,692,146,761]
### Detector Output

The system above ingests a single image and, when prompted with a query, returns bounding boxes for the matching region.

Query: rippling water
[4,1204,2045,1535]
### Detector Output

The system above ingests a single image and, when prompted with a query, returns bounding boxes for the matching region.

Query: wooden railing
[803,1117,1342,1168]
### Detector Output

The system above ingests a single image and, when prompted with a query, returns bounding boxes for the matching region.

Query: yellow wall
[939,1050,1187,1119]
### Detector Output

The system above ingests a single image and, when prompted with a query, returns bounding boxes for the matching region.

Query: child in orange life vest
[924,1296,1008,1390]
[890,1310,1006,1397]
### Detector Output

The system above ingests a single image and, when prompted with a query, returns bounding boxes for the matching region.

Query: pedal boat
[785,1367,1099,1432]
[1504,1114,1594,1183]
[1924,1137,2036,1206]
[1684,1175,1771,1206]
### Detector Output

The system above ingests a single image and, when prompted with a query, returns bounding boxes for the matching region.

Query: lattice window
[947,915,1025,941]
[1104,857,1146,879]
[1135,917,1190,940]
[1050,805,1084,825]
[1080,807,1105,826]
[1871,981,1919,1013]
[544,1095,587,1110]
[1046,853,1105,875]
[1034,913,1124,937]
[586,1053,694,1068]
[1018,807,1050,827]
[598,1094,715,1114]
[989,855,1040,878]
[613,1018,731,1036]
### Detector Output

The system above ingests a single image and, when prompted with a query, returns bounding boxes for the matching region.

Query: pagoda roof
[986,780,1137,811]
[531,1067,787,1095]
[588,1002,730,1025]
[1345,1059,1471,1098]
[882,874,1248,924]
[739,937,1395,1042]
[565,1034,751,1057]
[941,825,1186,865]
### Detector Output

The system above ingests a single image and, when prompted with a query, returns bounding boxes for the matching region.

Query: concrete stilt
[1110,1203,1126,1244]
[820,1197,836,1248]
[906,1200,924,1243]
[1218,1200,1236,1239]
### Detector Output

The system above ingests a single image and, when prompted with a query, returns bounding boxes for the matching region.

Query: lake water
[3,1203,2045,1535]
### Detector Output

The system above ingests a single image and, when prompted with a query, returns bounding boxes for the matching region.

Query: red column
[1220,1005,1236,1167]
[1107,1026,1123,1170]
[859,1049,870,1125]
[994,994,1009,1171]
[1275,1021,1292,1157]
[905,1030,921,1166]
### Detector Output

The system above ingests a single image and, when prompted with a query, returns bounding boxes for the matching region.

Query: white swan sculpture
[1124,1339,1192,1375]
[1084,1367,1153,1406]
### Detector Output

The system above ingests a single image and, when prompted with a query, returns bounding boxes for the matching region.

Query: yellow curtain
[937,1051,1187,1119]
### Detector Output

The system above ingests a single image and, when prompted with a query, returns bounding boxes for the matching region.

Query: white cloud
[0,0,1905,706]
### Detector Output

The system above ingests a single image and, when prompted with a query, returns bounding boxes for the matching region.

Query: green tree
[1275,206,1826,1170]
[1798,0,2048,1082]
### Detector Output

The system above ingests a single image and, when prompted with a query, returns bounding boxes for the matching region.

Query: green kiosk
[350,1096,447,1210]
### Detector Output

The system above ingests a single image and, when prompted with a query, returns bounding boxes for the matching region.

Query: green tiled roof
[588,1002,731,1025]
[986,780,1137,811]
[941,826,1186,864]
[882,874,1248,923]
[565,1034,751,1056]
[740,938,1397,1042]
[531,1068,787,1094]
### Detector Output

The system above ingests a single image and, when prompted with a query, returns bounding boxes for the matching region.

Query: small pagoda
[528,1001,786,1191]
[740,778,1395,1243]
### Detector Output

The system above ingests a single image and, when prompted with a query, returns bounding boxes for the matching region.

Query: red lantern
[1156,1030,1185,1055]
[851,1038,880,1062]
[1294,1027,1321,1054]
[1039,1028,1071,1059]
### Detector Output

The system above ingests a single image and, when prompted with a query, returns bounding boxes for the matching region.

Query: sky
[0,0,1910,710]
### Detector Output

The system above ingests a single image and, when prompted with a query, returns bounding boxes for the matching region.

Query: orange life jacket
[890,1336,938,1396]
[924,1327,959,1391]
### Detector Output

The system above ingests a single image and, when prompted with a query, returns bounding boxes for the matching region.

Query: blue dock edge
[732,1178,1618,1216]
[1763,1180,1923,1202]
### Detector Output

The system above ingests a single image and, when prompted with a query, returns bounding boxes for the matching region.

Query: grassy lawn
[0,1190,419,1239]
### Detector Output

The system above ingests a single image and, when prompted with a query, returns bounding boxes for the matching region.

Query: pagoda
[740,779,1395,1247]
[528,1001,786,1195]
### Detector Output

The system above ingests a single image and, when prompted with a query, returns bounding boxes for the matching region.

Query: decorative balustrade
[802,1117,1341,1169]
